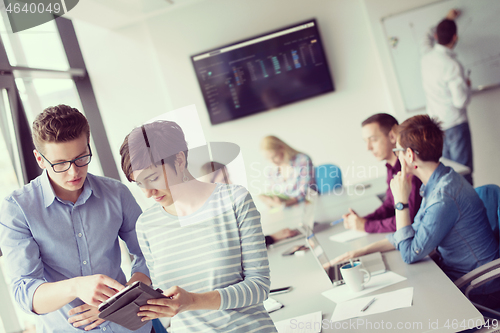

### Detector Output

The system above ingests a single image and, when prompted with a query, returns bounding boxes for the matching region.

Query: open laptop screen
[302,189,318,230]
[306,232,331,274]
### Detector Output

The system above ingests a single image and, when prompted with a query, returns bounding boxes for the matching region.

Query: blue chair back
[152,318,168,333]
[475,184,500,247]
[314,164,342,194]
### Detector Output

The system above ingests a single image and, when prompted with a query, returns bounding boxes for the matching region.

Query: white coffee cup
[340,262,371,292]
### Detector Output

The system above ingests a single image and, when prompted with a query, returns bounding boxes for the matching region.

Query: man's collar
[40,171,99,207]
[84,174,100,200]
[435,43,456,58]
[74,174,99,206]
[422,163,446,198]
[40,170,57,208]
[386,158,401,171]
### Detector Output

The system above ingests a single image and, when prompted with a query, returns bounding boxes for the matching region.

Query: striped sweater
[136,183,277,332]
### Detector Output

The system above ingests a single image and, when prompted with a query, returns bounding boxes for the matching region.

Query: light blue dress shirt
[387,163,499,295]
[0,171,151,333]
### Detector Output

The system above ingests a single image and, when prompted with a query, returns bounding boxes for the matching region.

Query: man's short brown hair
[32,105,90,153]
[361,113,399,135]
[397,115,444,163]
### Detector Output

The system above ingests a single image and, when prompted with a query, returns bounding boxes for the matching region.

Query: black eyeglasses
[392,147,420,158]
[39,144,92,173]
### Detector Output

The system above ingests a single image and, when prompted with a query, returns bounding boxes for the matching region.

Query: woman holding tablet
[332,115,499,307]
[260,135,314,207]
[119,121,276,332]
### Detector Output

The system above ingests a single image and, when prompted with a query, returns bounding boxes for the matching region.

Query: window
[0,14,120,183]
[0,19,69,70]
[0,14,120,333]
[0,100,20,201]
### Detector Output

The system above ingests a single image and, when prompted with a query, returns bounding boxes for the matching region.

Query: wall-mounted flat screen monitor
[191,19,334,125]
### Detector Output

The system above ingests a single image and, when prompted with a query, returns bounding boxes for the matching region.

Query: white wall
[145,0,395,189]
[73,20,175,206]
[363,0,500,187]
[72,0,499,202]
[73,0,393,201]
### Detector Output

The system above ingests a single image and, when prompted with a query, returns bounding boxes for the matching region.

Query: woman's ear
[175,152,187,170]
[279,147,287,161]
[406,148,416,164]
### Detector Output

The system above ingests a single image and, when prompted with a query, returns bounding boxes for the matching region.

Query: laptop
[305,231,386,286]
[268,189,318,248]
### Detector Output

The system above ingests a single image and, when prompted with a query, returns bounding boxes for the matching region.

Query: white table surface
[263,193,483,333]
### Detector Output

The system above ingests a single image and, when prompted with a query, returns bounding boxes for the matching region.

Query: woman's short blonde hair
[260,136,300,161]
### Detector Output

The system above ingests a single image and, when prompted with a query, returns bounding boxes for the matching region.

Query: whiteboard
[382,0,500,111]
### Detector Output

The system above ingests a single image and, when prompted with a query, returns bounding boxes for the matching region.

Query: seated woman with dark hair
[332,115,500,307]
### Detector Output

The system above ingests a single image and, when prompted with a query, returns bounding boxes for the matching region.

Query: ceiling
[64,0,199,30]
[94,0,175,16]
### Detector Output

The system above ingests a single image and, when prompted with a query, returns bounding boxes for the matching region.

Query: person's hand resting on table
[342,208,366,232]
[270,228,299,242]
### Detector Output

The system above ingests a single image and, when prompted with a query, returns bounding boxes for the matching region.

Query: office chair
[454,185,500,332]
[152,318,168,333]
[314,164,342,194]
[475,185,500,243]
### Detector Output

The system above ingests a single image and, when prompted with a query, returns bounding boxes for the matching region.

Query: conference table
[260,159,483,333]
[0,157,475,333]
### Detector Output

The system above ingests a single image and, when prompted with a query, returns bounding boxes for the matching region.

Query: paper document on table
[330,287,414,322]
[274,311,322,333]
[322,271,407,303]
[329,230,368,242]
[263,297,284,313]
[268,205,285,214]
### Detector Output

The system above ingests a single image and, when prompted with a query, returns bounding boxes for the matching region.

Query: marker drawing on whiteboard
[389,37,399,48]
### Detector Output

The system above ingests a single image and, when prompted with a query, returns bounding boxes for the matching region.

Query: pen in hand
[331,218,344,226]
[360,297,376,312]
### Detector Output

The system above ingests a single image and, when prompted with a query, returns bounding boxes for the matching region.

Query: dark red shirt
[363,159,422,233]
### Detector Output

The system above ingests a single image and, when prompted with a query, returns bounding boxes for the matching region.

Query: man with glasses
[342,113,422,233]
[0,105,152,332]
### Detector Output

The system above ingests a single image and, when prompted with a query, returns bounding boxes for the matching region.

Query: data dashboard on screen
[191,19,334,125]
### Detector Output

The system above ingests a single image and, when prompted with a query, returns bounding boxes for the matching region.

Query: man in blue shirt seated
[0,105,152,332]
[332,114,499,308]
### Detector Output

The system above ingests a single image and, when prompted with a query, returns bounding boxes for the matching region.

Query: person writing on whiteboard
[421,9,473,185]
[343,114,422,233]
[331,115,500,308]
[260,136,315,207]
